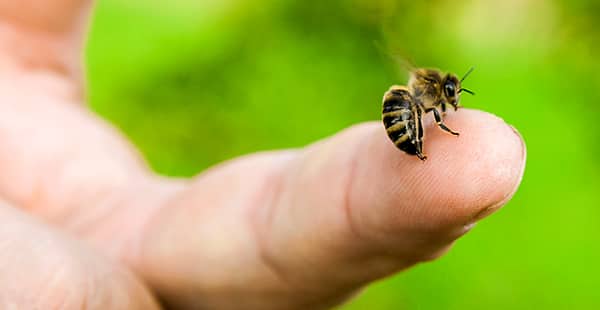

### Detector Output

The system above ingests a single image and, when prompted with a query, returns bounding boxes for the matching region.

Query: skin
[0,1,526,309]
[0,200,160,309]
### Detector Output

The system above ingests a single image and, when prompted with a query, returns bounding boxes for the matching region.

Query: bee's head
[442,74,460,107]
[443,68,475,109]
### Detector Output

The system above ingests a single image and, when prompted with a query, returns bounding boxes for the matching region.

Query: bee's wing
[373,40,417,80]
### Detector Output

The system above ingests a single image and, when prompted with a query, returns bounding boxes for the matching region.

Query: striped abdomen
[382,86,419,156]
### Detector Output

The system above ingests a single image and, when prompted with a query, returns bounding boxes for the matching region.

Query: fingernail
[508,124,527,196]
[463,222,477,231]
[509,124,527,160]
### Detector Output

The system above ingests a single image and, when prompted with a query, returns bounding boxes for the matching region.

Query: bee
[382,67,474,160]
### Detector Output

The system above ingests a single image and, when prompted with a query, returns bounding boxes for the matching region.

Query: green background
[86,0,600,309]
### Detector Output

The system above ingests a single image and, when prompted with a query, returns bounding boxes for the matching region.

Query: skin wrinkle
[0,23,71,76]
[251,152,295,289]
[80,182,156,262]
[259,147,355,295]
[65,186,124,237]
[304,127,407,284]
[129,179,188,260]
[343,125,370,248]
[38,261,71,308]
[244,139,384,308]
[294,129,384,269]
[127,178,187,268]
[0,67,80,102]
[338,126,396,251]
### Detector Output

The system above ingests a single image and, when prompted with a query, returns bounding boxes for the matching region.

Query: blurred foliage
[86,0,600,309]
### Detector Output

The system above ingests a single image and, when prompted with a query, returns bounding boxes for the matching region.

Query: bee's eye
[444,84,456,97]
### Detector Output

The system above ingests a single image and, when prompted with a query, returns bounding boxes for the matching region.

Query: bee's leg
[433,108,459,136]
[441,103,447,116]
[416,107,427,160]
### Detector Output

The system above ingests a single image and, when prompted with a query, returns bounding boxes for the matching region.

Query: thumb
[258,108,525,291]
[134,109,525,309]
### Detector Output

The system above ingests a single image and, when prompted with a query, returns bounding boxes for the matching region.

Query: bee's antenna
[459,88,475,95]
[460,67,475,83]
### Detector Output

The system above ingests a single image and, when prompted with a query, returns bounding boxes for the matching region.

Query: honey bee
[382,67,474,160]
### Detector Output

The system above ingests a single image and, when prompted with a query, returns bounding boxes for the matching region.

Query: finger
[263,109,525,282]
[0,0,92,33]
[0,0,93,82]
[135,109,525,308]
[0,199,159,309]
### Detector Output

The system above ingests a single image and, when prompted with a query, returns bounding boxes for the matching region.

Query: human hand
[0,1,526,309]
[0,199,158,308]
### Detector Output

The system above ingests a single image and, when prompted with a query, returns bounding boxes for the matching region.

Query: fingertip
[256,111,526,280]
[349,109,526,243]
[443,109,526,223]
